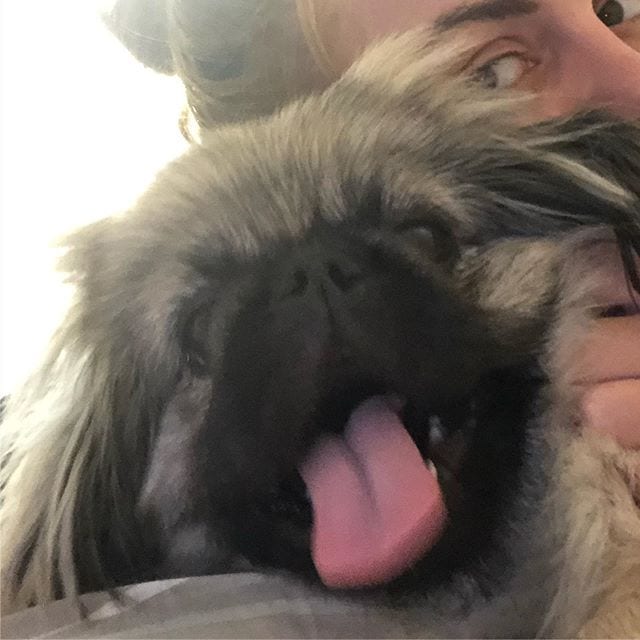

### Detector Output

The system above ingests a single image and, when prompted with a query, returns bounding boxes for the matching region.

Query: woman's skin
[323,0,640,448]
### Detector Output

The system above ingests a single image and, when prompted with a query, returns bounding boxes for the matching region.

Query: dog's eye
[396,222,436,245]
[183,306,212,374]
[395,221,459,264]
[185,350,207,374]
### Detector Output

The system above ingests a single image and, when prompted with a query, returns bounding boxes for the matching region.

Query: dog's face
[137,184,545,591]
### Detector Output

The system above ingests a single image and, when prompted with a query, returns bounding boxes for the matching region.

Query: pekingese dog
[1,33,639,637]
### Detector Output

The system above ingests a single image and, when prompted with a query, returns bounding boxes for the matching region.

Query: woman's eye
[598,0,640,26]
[473,53,530,89]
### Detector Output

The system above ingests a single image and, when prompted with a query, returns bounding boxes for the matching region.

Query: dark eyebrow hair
[434,0,540,32]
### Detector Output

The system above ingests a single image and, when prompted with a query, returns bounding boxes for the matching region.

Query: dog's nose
[277,248,364,300]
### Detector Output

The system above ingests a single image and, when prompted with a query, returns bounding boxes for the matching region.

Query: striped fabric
[2,573,433,639]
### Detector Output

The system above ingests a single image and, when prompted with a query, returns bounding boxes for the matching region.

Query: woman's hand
[577,317,640,449]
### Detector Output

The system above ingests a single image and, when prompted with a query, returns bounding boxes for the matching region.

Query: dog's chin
[231,367,540,594]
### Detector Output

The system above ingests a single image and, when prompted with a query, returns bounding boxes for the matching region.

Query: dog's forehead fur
[117,94,481,259]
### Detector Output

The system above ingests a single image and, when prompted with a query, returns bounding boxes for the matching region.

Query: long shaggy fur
[1,32,639,637]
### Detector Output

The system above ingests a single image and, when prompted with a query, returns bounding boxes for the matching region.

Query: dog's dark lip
[428,427,470,479]
[265,473,313,526]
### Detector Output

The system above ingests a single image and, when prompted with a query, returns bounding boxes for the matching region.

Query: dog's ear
[0,215,200,608]
[537,115,640,202]
[482,116,640,290]
[532,115,640,291]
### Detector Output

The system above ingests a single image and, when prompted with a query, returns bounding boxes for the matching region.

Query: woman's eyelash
[470,0,640,89]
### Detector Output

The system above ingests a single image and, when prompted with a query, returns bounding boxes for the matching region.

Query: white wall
[0,0,188,394]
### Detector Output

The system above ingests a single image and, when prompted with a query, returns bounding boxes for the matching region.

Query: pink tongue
[299,397,447,589]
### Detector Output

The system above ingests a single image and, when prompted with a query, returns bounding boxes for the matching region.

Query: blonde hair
[295,0,339,78]
[168,0,333,132]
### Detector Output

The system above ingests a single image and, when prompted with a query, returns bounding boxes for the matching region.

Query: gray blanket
[2,573,436,639]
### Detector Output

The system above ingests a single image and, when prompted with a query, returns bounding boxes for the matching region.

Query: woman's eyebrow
[434,0,540,32]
